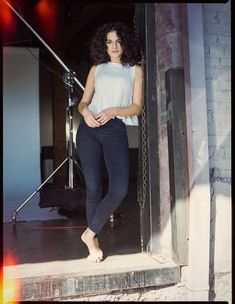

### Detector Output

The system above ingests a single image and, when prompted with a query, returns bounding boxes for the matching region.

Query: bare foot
[81,229,103,263]
[87,238,100,261]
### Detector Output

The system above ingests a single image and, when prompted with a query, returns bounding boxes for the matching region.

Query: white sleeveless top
[88,62,139,126]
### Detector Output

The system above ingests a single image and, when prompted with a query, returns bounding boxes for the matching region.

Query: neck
[110,57,122,63]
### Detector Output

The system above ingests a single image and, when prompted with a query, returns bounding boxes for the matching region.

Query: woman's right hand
[82,108,101,128]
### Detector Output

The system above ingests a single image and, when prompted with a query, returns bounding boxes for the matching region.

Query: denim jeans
[76,117,129,234]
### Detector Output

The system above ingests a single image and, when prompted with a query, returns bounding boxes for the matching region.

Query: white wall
[202,2,231,273]
[3,47,65,222]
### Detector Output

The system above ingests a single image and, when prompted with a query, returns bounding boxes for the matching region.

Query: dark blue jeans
[76,117,129,234]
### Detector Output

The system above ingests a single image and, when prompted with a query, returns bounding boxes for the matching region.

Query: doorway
[39,3,160,256]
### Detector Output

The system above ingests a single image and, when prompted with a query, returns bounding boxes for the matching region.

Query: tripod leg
[11,157,69,227]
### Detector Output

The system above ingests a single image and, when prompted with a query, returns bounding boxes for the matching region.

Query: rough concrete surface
[59,271,231,302]
[213,271,231,303]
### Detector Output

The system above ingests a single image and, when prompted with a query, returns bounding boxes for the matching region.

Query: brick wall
[154,2,231,274]
[155,3,184,258]
[202,2,231,273]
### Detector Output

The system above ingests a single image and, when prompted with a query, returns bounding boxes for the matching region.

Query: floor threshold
[4,253,180,301]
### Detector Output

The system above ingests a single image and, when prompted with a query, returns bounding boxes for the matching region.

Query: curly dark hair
[90,22,142,66]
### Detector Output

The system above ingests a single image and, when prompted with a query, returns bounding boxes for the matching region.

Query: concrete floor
[3,180,180,301]
[3,180,141,264]
[3,207,141,268]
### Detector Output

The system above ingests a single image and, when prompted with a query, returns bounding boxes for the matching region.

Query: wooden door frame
[135,3,161,255]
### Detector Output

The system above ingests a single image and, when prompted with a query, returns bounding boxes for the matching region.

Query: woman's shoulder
[134,64,143,77]
[90,63,107,72]
[89,64,103,75]
[89,63,107,79]
[90,65,98,72]
[134,64,142,71]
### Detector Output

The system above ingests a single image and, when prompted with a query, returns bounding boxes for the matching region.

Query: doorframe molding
[135,3,161,255]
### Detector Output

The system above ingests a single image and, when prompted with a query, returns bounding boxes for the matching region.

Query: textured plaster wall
[202,2,231,274]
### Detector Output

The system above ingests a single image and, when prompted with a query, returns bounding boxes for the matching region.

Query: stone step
[4,253,180,301]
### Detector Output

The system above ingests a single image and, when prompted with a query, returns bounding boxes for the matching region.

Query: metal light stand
[3,0,85,227]
[63,71,77,190]
[62,72,85,190]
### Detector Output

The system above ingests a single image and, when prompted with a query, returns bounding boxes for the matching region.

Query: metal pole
[67,87,74,189]
[3,0,85,91]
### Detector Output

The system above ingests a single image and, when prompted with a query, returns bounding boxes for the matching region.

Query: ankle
[83,228,96,239]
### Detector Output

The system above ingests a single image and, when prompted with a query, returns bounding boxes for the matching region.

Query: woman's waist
[88,99,132,114]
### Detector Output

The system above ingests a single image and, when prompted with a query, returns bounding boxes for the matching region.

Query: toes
[96,256,103,263]
[87,252,103,263]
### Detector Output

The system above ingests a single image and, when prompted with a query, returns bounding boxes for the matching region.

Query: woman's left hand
[95,108,116,125]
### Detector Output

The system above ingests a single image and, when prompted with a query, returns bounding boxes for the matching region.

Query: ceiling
[3,1,135,62]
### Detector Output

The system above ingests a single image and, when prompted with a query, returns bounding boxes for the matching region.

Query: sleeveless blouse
[88,62,139,126]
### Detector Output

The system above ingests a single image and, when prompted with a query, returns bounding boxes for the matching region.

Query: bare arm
[78,65,101,127]
[96,65,143,125]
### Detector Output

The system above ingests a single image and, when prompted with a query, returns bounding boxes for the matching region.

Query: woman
[76,22,143,262]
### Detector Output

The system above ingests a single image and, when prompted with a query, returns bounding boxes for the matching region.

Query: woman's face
[106,31,123,62]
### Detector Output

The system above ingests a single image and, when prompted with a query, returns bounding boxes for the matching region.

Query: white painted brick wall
[207,90,231,103]
[223,45,231,57]
[204,23,230,35]
[205,57,220,68]
[205,34,230,46]
[203,1,231,274]
[205,67,230,79]
[220,57,230,67]
[219,80,231,91]
[209,45,224,57]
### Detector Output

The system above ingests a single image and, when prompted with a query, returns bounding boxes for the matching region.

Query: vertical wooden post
[166,68,189,265]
